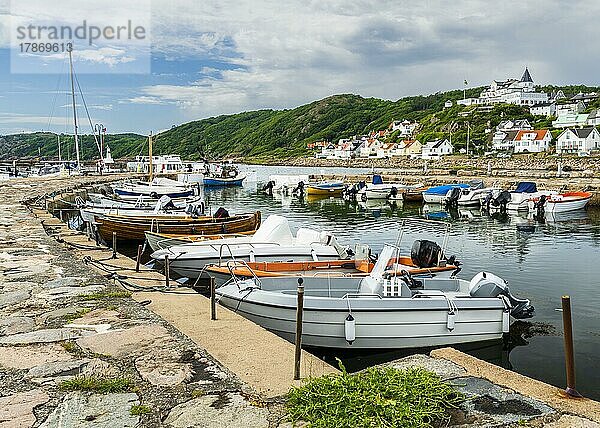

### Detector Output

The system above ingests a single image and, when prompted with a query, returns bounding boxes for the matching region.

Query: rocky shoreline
[245,154,600,177]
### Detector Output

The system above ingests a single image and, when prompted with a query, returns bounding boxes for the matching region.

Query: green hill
[2,85,599,161]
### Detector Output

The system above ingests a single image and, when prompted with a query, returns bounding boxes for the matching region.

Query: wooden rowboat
[205,256,459,286]
[402,186,428,202]
[94,211,261,242]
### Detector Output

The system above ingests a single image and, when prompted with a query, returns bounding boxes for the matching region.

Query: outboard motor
[469,272,535,319]
[214,207,230,219]
[321,232,351,259]
[411,240,443,268]
[262,180,275,196]
[292,181,305,197]
[445,187,461,208]
[534,194,547,216]
[492,190,511,214]
[387,186,398,200]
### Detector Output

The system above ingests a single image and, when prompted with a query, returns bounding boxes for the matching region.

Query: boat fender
[502,310,510,333]
[345,314,356,344]
[446,312,456,331]
[150,192,158,199]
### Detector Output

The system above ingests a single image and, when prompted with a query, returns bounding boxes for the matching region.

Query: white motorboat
[454,186,502,206]
[113,177,196,199]
[485,182,557,212]
[215,244,534,349]
[150,215,349,279]
[357,175,424,201]
[527,191,592,213]
[423,184,470,204]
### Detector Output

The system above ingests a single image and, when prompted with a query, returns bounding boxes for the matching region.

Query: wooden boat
[205,255,460,286]
[145,230,255,251]
[402,187,428,202]
[306,181,345,196]
[216,244,534,349]
[94,211,261,242]
[527,191,592,213]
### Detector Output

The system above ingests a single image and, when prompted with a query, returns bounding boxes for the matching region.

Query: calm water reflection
[200,165,600,399]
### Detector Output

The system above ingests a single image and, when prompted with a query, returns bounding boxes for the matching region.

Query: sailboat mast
[57,135,61,162]
[68,45,80,169]
[148,133,153,182]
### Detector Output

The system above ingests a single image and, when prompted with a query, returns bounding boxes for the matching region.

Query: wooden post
[294,278,305,380]
[562,295,582,397]
[135,244,143,272]
[112,232,117,259]
[164,255,170,288]
[210,277,216,320]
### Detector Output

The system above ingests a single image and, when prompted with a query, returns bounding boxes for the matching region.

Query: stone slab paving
[0,176,272,428]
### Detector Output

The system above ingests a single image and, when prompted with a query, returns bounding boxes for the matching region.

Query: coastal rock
[0,343,74,369]
[0,328,85,345]
[26,359,89,379]
[36,285,104,300]
[39,306,87,324]
[39,392,139,428]
[0,389,49,428]
[382,354,467,380]
[76,324,172,358]
[43,277,86,289]
[0,316,35,336]
[0,290,30,309]
[135,350,193,386]
[82,358,120,378]
[164,393,269,428]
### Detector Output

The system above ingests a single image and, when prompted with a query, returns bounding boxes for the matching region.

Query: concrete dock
[1,173,600,427]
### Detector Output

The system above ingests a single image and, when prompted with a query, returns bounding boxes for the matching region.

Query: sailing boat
[112,134,196,199]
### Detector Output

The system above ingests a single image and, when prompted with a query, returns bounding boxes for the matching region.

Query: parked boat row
[72,181,535,351]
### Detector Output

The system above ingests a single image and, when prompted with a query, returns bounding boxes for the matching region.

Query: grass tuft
[191,388,206,398]
[287,362,463,428]
[63,308,91,323]
[59,375,134,394]
[130,404,152,416]
[79,290,132,301]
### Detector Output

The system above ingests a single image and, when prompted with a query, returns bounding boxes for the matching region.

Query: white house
[492,130,519,151]
[552,113,590,128]
[421,139,453,159]
[556,101,586,117]
[556,127,600,155]
[587,109,600,126]
[476,68,549,106]
[512,130,552,153]
[334,140,362,159]
[496,119,532,132]
[444,100,453,108]
[530,102,556,117]
[457,98,480,106]
[389,120,419,137]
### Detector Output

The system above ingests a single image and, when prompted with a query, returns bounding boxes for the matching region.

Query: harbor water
[202,164,599,400]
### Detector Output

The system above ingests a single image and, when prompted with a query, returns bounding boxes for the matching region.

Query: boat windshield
[370,244,397,279]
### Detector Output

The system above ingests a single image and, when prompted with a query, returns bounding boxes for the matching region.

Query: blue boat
[203,176,246,186]
[423,184,469,203]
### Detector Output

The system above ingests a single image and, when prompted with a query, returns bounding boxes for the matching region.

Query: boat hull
[95,211,261,242]
[306,187,344,196]
[144,230,255,251]
[216,283,506,349]
[114,188,194,198]
[203,176,245,186]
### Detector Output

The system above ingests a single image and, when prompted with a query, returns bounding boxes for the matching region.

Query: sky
[0,0,599,135]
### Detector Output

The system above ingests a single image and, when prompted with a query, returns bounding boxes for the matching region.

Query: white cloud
[0,112,71,126]
[138,0,600,119]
